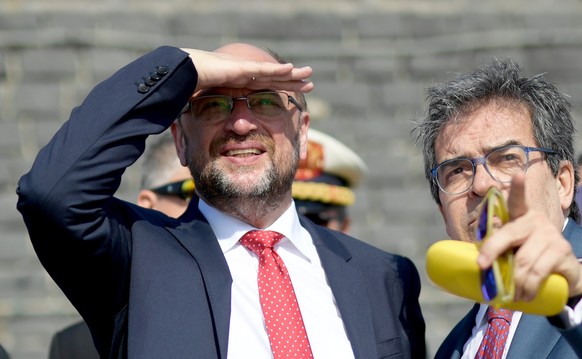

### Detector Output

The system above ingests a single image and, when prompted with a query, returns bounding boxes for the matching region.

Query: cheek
[440,201,468,240]
[184,131,213,159]
[525,176,557,212]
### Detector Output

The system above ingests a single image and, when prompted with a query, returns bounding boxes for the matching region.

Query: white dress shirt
[199,199,355,359]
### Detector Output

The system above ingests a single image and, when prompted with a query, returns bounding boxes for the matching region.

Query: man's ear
[137,189,158,209]
[556,160,575,212]
[171,122,188,166]
[340,217,351,234]
[299,112,310,160]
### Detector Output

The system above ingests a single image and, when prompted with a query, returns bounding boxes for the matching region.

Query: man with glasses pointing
[17,43,425,358]
[415,59,582,358]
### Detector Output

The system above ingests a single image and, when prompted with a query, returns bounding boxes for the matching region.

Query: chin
[459,233,477,243]
[448,227,475,243]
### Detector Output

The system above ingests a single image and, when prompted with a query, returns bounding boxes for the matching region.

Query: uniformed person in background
[292,129,367,234]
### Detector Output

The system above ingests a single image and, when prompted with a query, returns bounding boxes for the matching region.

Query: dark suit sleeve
[16,46,198,355]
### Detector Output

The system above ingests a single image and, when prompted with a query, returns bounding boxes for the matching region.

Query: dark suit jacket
[49,321,99,359]
[16,46,426,359]
[434,220,582,358]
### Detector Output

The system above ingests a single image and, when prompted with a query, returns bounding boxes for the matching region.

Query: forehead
[214,43,278,63]
[435,100,534,160]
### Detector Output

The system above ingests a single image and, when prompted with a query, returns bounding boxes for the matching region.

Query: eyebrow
[440,140,523,163]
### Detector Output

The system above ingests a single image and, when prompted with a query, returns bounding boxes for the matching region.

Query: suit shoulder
[114,199,180,228]
[314,225,415,269]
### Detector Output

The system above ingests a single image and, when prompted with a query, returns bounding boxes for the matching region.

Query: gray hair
[413,58,579,222]
[141,130,184,189]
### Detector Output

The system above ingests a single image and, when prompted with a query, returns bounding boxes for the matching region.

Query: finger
[248,66,314,91]
[249,79,314,93]
[264,65,313,81]
[507,173,528,219]
[477,217,529,269]
[516,237,581,300]
[511,222,555,301]
[238,62,311,80]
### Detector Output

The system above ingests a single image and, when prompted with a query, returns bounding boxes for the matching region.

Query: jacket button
[156,66,169,76]
[138,83,150,93]
[150,72,162,81]
[144,78,156,86]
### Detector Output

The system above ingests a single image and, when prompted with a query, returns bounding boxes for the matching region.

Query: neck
[202,193,292,228]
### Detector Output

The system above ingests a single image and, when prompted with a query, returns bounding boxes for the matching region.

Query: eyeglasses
[150,179,195,200]
[431,145,557,195]
[476,187,514,304]
[181,91,303,122]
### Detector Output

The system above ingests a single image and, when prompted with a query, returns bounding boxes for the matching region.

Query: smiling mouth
[224,148,263,157]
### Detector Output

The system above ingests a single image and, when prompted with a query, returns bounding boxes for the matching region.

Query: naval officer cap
[292,128,367,213]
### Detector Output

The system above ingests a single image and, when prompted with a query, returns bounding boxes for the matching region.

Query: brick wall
[2,0,582,357]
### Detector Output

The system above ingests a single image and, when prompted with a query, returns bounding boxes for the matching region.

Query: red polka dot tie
[240,230,314,359]
[475,307,512,359]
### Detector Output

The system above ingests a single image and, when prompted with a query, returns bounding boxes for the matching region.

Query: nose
[470,161,501,197]
[223,100,258,135]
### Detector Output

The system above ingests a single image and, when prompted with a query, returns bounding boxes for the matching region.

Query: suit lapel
[167,203,232,359]
[507,314,561,359]
[435,304,480,359]
[306,223,378,359]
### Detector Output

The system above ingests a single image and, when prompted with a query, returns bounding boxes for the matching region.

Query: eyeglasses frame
[179,90,304,119]
[430,145,558,195]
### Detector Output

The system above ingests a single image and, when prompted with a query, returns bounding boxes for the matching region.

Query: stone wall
[2,0,582,357]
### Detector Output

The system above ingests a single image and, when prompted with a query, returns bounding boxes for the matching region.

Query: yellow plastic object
[476,187,514,304]
[426,239,568,316]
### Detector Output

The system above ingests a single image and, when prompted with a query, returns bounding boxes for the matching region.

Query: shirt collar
[198,199,315,261]
[563,217,569,231]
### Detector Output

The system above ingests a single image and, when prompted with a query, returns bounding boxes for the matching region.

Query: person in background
[136,130,194,218]
[414,58,582,358]
[48,130,193,359]
[292,128,367,234]
[18,43,425,358]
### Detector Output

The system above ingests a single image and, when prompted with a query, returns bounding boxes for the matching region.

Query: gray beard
[187,136,300,222]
